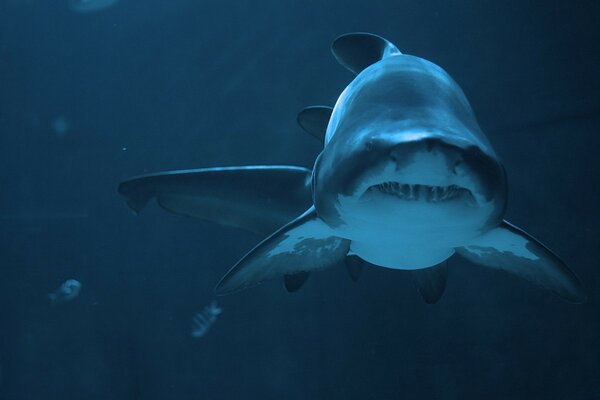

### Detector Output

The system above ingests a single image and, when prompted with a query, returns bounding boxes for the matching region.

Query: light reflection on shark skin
[118,32,585,304]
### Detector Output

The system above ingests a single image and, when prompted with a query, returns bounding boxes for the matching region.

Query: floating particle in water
[51,116,70,137]
[68,0,119,13]
[48,279,82,304]
[191,300,222,338]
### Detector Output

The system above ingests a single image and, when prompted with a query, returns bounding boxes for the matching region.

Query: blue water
[0,0,599,399]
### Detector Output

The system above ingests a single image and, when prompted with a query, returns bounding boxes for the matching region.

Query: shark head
[313,54,506,266]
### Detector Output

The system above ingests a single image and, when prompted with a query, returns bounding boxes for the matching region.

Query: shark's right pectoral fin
[216,206,350,295]
[457,221,586,303]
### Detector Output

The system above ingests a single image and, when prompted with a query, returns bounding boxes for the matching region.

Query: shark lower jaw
[361,181,475,205]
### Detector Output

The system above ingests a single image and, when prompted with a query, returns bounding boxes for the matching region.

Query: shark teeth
[370,182,468,202]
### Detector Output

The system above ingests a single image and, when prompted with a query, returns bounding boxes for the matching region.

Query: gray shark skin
[119,32,585,304]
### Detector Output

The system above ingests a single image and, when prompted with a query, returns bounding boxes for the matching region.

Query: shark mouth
[364,182,473,203]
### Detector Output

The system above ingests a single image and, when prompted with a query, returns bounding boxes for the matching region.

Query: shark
[118,32,586,303]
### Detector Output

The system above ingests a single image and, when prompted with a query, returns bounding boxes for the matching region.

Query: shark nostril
[452,160,463,175]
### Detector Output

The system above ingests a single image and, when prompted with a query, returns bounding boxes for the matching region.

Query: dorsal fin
[297,106,333,143]
[331,32,401,75]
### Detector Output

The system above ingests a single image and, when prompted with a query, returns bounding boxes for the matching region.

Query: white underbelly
[350,239,455,269]
[330,186,492,269]
[333,212,479,269]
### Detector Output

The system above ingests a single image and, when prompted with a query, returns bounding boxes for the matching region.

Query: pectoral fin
[118,166,312,236]
[216,207,350,295]
[331,32,402,75]
[457,221,586,303]
[410,262,448,304]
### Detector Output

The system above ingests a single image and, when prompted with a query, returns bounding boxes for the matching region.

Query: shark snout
[357,135,506,208]
[313,131,505,228]
[388,138,463,174]
[363,136,467,187]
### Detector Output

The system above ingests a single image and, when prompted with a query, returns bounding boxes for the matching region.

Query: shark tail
[118,166,313,237]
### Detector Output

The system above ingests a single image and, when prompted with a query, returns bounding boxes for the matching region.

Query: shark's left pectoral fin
[457,221,586,303]
[216,207,350,295]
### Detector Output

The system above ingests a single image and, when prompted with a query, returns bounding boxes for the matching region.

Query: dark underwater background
[1,0,599,399]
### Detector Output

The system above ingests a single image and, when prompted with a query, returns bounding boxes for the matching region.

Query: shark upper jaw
[328,150,502,266]
[314,132,508,243]
[349,137,485,208]
[313,129,507,232]
[362,181,475,204]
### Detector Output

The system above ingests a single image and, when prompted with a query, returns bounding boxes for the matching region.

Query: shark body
[119,33,585,303]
